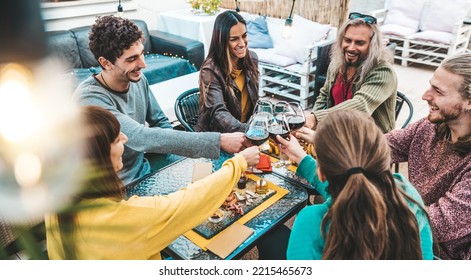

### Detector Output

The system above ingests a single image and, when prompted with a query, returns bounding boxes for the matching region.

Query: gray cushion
[70,26,99,69]
[47,30,82,69]
[133,19,152,53]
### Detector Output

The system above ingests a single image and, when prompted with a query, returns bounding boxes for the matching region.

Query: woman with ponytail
[277,110,433,259]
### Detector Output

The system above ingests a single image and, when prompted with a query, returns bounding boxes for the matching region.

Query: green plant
[188,0,222,15]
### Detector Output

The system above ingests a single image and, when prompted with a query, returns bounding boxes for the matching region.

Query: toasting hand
[276,134,307,165]
[238,146,260,167]
[293,127,316,145]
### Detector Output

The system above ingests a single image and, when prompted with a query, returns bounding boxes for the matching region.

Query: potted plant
[188,0,222,15]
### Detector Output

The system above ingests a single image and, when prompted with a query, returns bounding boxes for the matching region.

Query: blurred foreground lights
[14,152,42,188]
[0,59,85,222]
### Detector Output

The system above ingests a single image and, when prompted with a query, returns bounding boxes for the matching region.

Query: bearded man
[386,53,471,260]
[305,12,397,133]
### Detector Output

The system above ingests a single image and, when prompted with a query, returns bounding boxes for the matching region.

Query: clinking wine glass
[245,113,269,173]
[252,99,273,152]
[286,102,307,155]
[273,101,291,166]
[273,100,289,115]
[254,99,274,116]
[286,102,306,132]
[268,110,291,167]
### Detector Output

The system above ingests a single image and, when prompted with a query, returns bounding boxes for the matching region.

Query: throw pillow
[383,0,426,31]
[246,16,274,49]
[251,48,297,67]
[381,24,418,37]
[421,0,471,33]
[408,30,454,44]
[274,14,331,64]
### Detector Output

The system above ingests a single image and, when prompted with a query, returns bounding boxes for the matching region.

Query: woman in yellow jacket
[45,106,259,259]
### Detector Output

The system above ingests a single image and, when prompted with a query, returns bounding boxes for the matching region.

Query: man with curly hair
[74,15,247,185]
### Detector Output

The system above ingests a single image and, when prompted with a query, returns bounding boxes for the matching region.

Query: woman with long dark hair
[196,10,259,133]
[279,110,433,259]
[45,106,259,259]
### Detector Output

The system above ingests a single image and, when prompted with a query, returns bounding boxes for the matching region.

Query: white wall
[42,0,190,31]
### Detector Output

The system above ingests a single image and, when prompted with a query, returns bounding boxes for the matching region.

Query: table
[125,153,308,260]
[157,9,221,56]
[149,71,199,126]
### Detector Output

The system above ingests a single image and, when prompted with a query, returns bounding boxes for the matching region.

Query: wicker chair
[395,91,414,129]
[174,88,200,132]
[394,91,414,173]
[0,218,47,259]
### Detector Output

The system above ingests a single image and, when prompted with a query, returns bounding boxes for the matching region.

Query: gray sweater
[74,75,221,185]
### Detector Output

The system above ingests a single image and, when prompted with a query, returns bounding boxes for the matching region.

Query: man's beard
[344,54,365,67]
[428,103,463,124]
[126,71,142,83]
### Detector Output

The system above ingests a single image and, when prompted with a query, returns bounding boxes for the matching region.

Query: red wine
[288,116,305,130]
[268,129,290,144]
[246,129,269,146]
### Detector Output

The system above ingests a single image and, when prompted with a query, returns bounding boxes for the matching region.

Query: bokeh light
[0,59,85,222]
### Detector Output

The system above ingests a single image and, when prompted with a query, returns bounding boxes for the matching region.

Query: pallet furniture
[372,0,471,67]
[247,14,337,108]
[258,61,316,108]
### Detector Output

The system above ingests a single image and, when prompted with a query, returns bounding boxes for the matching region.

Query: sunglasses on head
[348,12,377,25]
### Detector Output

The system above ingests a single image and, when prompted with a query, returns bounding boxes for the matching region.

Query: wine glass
[268,103,291,167]
[252,99,273,151]
[286,102,306,132]
[246,114,270,146]
[253,99,274,117]
[244,113,269,173]
[286,102,307,156]
[273,100,290,115]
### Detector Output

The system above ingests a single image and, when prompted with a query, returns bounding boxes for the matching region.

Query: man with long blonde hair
[305,12,397,133]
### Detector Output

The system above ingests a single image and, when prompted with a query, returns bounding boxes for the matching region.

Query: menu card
[205,222,254,259]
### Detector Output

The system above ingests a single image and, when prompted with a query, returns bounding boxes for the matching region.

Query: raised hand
[304,113,318,129]
[293,127,316,145]
[276,134,307,165]
[238,146,260,167]
[220,132,246,153]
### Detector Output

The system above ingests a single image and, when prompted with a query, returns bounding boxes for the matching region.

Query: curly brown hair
[89,15,143,66]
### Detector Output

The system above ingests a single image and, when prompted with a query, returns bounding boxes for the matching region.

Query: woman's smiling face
[228,22,248,64]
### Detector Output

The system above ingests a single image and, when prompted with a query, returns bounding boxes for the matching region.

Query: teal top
[287,155,434,260]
